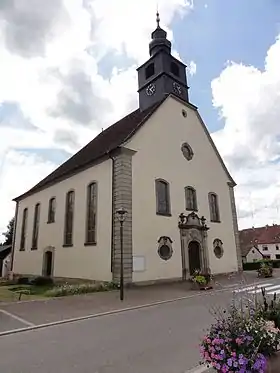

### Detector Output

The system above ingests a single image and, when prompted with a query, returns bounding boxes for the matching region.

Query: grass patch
[0,284,54,302]
[0,280,118,301]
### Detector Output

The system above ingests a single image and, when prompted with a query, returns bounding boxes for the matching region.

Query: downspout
[108,152,115,274]
[10,201,19,275]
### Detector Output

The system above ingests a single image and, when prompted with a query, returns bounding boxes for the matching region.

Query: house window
[145,63,155,79]
[170,62,180,77]
[262,246,268,251]
[276,245,279,250]
[31,203,40,250]
[276,254,280,260]
[208,192,220,222]
[263,255,271,259]
[20,208,28,251]
[155,179,171,216]
[48,197,56,223]
[64,191,75,246]
[185,186,198,211]
[85,183,97,244]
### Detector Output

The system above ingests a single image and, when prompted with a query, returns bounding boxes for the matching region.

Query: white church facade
[11,16,242,284]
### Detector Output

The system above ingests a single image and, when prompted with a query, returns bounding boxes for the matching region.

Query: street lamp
[116,207,127,301]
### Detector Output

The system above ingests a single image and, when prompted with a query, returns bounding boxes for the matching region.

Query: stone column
[112,147,135,284]
[180,229,187,281]
[228,182,243,272]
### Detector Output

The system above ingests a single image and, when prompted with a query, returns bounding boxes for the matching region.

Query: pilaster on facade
[111,147,135,284]
[228,182,242,271]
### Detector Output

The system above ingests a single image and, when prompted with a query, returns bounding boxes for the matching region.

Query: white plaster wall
[13,160,112,281]
[246,247,263,262]
[257,243,280,260]
[126,96,238,282]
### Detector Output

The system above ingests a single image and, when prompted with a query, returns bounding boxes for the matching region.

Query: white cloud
[0,0,193,240]
[211,36,280,229]
[187,60,197,76]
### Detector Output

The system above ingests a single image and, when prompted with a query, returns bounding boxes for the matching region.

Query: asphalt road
[0,292,229,373]
[0,278,279,373]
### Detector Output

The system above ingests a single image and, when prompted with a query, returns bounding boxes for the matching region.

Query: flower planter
[266,352,280,372]
[191,281,213,291]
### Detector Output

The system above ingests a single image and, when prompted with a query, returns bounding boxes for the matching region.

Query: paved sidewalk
[0,270,274,328]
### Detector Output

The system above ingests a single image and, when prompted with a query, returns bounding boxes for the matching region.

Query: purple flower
[227,358,232,367]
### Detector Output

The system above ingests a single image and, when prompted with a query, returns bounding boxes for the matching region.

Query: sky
[0,0,280,241]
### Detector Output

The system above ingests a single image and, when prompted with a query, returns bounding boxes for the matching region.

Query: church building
[11,15,242,284]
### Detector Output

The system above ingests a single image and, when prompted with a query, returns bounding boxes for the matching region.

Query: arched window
[208,192,220,222]
[145,63,155,79]
[31,203,40,250]
[155,179,171,216]
[48,197,56,223]
[20,208,28,251]
[185,186,198,211]
[64,191,75,246]
[170,62,180,77]
[85,182,97,244]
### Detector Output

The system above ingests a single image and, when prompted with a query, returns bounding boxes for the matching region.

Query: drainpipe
[108,152,115,274]
[10,201,19,275]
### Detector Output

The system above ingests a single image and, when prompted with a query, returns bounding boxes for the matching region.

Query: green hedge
[243,260,280,271]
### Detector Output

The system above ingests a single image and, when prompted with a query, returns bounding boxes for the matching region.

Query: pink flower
[231,352,236,357]
[235,338,243,345]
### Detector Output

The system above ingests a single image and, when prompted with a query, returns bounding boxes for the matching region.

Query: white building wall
[257,243,280,260]
[245,247,263,262]
[13,159,113,281]
[126,96,238,282]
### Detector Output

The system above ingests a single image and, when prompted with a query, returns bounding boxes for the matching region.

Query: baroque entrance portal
[178,212,210,280]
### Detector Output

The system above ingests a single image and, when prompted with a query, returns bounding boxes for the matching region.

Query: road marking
[0,309,35,327]
[267,288,280,295]
[233,283,273,293]
[249,284,280,294]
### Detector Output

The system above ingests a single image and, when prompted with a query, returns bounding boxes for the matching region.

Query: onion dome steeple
[149,12,171,56]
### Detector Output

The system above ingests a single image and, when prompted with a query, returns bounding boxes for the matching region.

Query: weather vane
[156,5,160,27]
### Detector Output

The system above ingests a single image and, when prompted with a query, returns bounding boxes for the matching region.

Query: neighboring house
[240,225,280,263]
[0,245,12,277]
[11,16,242,284]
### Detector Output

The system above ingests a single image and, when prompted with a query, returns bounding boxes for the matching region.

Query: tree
[2,217,15,246]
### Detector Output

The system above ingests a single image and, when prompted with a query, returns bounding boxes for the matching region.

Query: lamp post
[116,207,127,301]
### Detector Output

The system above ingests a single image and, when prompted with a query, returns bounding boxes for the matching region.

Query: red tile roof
[239,225,280,256]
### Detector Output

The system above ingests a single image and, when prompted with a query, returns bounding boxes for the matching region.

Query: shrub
[243,260,280,271]
[30,276,54,287]
[45,282,108,297]
[258,262,273,278]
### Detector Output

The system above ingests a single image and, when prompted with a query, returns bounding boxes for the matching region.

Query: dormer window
[145,63,155,79]
[170,62,180,77]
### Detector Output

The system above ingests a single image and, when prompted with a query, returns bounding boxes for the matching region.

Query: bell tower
[137,12,189,111]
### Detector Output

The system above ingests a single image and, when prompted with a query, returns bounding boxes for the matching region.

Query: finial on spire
[156,10,160,28]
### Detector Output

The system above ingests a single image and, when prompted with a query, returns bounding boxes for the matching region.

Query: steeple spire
[149,11,171,56]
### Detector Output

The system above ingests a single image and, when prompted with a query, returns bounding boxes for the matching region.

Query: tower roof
[149,12,171,56]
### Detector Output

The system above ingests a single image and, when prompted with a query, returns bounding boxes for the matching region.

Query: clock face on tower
[173,82,182,95]
[146,83,156,96]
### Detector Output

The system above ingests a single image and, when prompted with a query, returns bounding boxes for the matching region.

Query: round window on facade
[181,142,194,161]
[214,245,223,259]
[158,244,173,261]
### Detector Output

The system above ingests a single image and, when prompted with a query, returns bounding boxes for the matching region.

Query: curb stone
[184,364,214,372]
